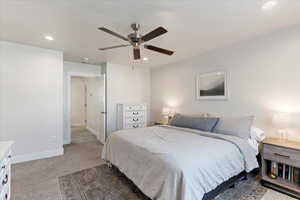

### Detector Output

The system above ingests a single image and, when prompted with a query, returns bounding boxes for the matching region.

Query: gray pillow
[212,116,254,139]
[169,114,219,132]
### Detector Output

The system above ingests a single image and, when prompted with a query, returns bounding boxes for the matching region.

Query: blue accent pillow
[212,116,254,139]
[169,114,219,132]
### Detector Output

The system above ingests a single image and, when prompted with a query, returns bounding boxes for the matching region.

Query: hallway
[11,128,104,200]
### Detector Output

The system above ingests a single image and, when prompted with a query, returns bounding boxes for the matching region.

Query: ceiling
[1,0,300,67]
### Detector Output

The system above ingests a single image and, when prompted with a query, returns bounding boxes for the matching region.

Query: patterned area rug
[59,165,267,200]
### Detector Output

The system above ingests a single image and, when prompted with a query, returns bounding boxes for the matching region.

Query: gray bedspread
[102,125,258,200]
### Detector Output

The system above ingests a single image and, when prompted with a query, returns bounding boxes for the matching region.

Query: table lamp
[162,107,173,123]
[272,112,291,140]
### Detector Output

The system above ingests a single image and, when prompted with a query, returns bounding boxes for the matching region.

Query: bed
[102,125,259,200]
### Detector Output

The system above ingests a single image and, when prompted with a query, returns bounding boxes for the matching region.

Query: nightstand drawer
[263,144,300,167]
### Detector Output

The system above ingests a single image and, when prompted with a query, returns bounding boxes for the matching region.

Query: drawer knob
[1,165,5,169]
[8,155,11,159]
[5,193,8,199]
[274,153,290,159]
[2,174,8,185]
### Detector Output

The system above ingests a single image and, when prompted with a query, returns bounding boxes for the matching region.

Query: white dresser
[117,103,147,130]
[0,142,13,200]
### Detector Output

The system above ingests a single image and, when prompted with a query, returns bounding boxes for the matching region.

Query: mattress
[102,125,258,200]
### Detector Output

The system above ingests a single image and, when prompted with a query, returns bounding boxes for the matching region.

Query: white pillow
[250,127,265,142]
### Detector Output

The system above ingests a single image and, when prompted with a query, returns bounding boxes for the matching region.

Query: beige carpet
[11,127,105,200]
[11,127,296,200]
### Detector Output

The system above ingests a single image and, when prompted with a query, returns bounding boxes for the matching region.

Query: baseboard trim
[86,126,97,136]
[86,127,104,144]
[63,139,71,145]
[12,148,64,164]
[71,123,86,127]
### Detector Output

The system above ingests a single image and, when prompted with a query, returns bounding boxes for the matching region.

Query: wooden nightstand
[261,138,300,199]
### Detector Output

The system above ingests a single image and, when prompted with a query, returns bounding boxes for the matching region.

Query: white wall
[71,77,86,127]
[0,41,4,141]
[64,61,101,75]
[0,41,64,163]
[151,25,300,140]
[63,61,101,144]
[106,63,151,135]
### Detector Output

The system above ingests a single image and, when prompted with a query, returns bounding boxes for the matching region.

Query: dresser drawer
[125,111,145,117]
[263,144,300,167]
[0,152,11,178]
[0,142,12,200]
[125,117,145,124]
[0,184,9,200]
[124,123,146,129]
[117,103,147,130]
[125,105,146,111]
[0,170,9,195]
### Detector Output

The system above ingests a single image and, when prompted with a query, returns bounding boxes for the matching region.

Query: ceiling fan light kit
[98,23,174,60]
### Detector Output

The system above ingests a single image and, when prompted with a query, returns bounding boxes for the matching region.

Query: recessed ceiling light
[262,0,278,10]
[44,35,54,41]
[142,57,149,61]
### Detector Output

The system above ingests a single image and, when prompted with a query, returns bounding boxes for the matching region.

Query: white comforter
[102,125,258,200]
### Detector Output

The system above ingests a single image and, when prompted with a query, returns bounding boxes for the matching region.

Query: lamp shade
[162,107,171,116]
[272,112,291,129]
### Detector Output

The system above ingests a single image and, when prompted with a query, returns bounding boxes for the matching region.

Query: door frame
[65,72,106,144]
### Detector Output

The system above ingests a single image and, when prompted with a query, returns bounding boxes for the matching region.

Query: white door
[86,76,106,144]
[71,77,86,127]
[98,75,106,144]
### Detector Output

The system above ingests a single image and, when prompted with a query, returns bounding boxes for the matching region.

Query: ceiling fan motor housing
[128,33,142,47]
[129,23,142,47]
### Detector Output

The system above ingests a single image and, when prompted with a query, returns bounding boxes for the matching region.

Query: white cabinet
[0,142,13,200]
[117,103,147,130]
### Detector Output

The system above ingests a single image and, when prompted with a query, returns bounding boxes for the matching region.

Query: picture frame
[196,71,228,100]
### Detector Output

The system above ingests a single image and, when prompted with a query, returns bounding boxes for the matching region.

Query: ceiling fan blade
[98,27,128,41]
[144,45,174,55]
[98,44,130,51]
[133,48,141,60]
[141,27,167,42]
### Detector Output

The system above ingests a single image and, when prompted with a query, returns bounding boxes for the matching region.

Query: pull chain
[132,59,135,70]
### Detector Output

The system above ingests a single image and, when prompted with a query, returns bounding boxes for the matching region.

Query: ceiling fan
[98,23,174,60]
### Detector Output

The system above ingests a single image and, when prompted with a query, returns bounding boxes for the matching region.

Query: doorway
[66,73,106,145]
[71,77,87,128]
